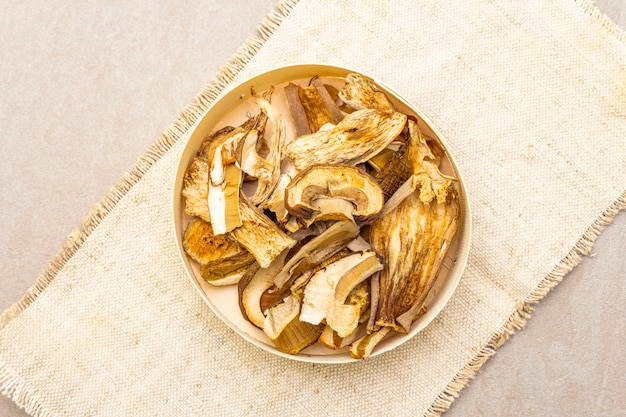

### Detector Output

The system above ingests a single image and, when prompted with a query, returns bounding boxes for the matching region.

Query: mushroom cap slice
[299,251,382,327]
[285,165,384,226]
[338,73,396,113]
[283,109,407,170]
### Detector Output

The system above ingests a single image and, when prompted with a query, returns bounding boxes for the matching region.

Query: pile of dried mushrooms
[182,73,460,359]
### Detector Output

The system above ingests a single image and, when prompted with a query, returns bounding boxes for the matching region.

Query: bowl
[173,64,471,363]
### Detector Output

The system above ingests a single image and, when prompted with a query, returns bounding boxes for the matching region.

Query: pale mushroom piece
[338,73,396,113]
[349,327,392,360]
[263,294,301,340]
[325,251,382,337]
[207,163,243,235]
[299,251,381,327]
[284,164,384,226]
[283,108,407,171]
[241,249,289,328]
[272,220,360,289]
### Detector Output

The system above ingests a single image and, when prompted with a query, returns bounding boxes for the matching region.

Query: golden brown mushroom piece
[284,164,384,226]
[283,109,407,171]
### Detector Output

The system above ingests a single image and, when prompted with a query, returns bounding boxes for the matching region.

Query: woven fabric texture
[1,1,625,416]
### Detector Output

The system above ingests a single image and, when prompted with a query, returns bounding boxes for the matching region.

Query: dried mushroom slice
[239,87,286,207]
[241,249,289,328]
[199,251,256,286]
[299,251,381,327]
[182,218,246,265]
[381,120,456,217]
[285,164,384,226]
[272,220,360,289]
[338,73,396,113]
[229,192,296,269]
[182,126,237,223]
[370,183,460,334]
[283,108,407,170]
[265,297,324,355]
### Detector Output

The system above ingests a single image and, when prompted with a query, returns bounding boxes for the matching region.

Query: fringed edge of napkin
[423,7,626,416]
[0,0,301,331]
[425,8,626,417]
[426,191,626,416]
[2,1,625,417]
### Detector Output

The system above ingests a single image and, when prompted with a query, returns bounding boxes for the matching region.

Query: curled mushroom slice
[264,296,324,355]
[285,165,384,226]
[273,220,360,289]
[325,251,382,337]
[338,73,396,113]
[284,109,407,170]
[299,251,382,327]
[241,249,289,328]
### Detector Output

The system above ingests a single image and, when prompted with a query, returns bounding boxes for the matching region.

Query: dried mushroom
[183,218,254,286]
[283,108,407,170]
[338,73,396,113]
[229,193,296,269]
[284,164,384,226]
[181,71,461,359]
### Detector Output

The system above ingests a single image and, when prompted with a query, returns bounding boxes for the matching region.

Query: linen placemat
[2,0,625,416]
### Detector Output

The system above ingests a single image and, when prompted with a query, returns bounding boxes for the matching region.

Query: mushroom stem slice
[285,82,311,136]
[348,327,392,359]
[371,187,459,333]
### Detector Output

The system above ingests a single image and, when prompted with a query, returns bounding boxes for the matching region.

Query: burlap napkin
[2,0,625,416]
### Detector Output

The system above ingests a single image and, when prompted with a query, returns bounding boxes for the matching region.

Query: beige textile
[1,0,625,416]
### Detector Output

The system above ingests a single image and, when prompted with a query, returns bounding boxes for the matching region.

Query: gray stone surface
[1,1,624,416]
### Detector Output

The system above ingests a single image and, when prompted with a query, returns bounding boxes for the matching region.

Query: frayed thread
[424,190,626,416]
